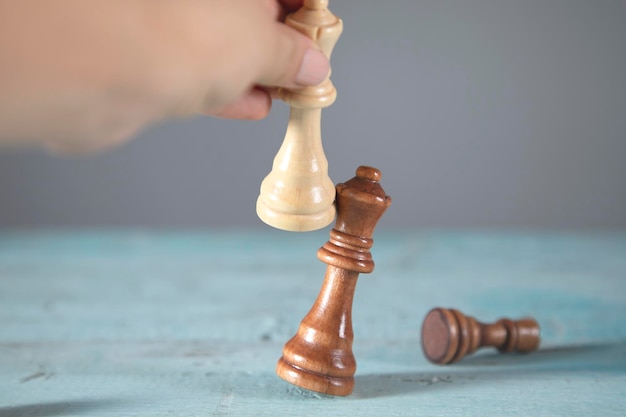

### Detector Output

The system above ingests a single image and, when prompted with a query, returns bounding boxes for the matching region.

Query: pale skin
[0,0,330,153]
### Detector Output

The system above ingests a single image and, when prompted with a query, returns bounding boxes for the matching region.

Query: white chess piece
[256,0,343,231]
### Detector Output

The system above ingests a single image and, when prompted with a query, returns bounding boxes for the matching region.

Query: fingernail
[296,48,330,86]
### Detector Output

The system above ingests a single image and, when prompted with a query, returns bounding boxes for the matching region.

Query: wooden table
[1,230,624,416]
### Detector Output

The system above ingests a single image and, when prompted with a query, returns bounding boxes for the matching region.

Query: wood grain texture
[422,307,540,364]
[276,166,391,395]
[0,231,625,416]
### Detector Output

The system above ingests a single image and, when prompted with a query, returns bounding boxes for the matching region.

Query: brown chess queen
[421,307,540,364]
[276,166,391,396]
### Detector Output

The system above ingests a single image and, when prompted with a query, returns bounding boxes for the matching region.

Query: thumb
[256,23,330,89]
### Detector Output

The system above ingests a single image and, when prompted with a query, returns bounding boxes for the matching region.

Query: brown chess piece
[421,307,540,365]
[276,166,391,396]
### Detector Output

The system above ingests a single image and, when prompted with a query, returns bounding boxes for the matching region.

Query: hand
[0,0,330,153]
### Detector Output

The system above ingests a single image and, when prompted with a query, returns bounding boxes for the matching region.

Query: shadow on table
[354,341,626,399]
[0,399,124,417]
[459,341,626,367]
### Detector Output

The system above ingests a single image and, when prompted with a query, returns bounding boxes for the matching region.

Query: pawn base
[276,357,354,396]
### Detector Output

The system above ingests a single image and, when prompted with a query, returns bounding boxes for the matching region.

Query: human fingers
[264,87,281,100]
[278,0,304,13]
[212,88,272,120]
[255,22,329,89]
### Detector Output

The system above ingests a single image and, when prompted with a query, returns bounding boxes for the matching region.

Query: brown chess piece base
[421,307,540,364]
[276,268,359,395]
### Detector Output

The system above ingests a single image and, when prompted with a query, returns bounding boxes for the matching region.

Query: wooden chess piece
[421,307,540,365]
[256,0,343,232]
[276,166,391,396]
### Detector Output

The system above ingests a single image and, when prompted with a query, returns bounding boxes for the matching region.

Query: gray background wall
[0,0,624,230]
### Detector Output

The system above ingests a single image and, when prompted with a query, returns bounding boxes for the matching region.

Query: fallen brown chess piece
[421,307,540,364]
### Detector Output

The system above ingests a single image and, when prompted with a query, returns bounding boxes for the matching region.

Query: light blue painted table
[1,230,625,416]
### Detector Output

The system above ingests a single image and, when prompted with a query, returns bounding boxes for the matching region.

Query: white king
[256,0,343,232]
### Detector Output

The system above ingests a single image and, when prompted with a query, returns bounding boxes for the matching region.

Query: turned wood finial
[256,1,343,231]
[276,166,391,396]
[421,308,541,365]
